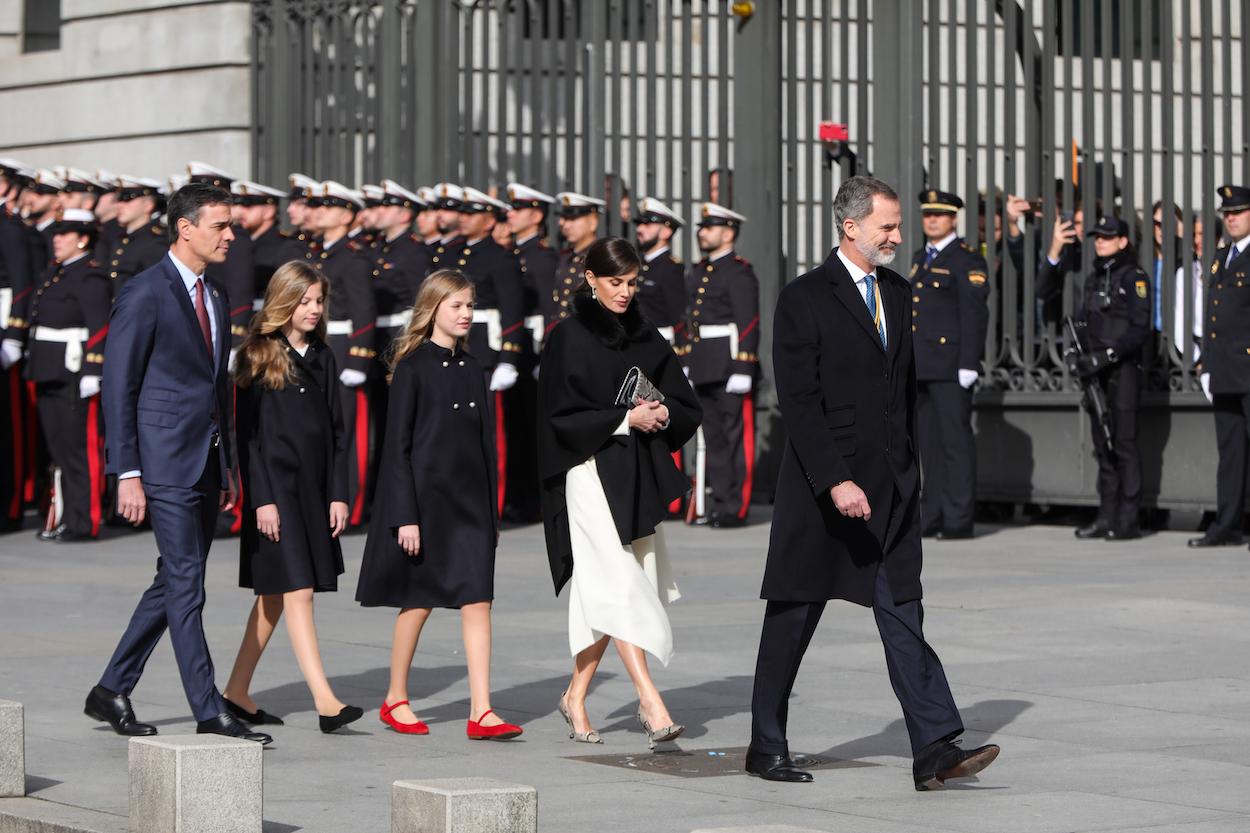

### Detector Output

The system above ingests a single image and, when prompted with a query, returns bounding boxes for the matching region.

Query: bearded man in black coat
[746,176,1000,791]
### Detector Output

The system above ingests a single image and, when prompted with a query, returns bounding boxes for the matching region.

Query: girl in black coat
[537,238,701,747]
[221,261,362,734]
[356,269,522,741]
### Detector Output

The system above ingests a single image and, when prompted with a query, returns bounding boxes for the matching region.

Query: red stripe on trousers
[7,368,23,519]
[494,391,507,517]
[668,450,683,514]
[24,381,36,503]
[86,395,103,536]
[349,388,370,525]
[737,392,755,520]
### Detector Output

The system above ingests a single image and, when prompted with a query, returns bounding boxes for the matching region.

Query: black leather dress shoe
[196,713,273,744]
[912,737,1000,791]
[52,527,95,543]
[1187,533,1245,548]
[319,705,364,733]
[1074,520,1111,539]
[224,698,285,726]
[936,528,974,540]
[84,685,157,736]
[1106,524,1141,541]
[710,514,746,529]
[744,748,813,782]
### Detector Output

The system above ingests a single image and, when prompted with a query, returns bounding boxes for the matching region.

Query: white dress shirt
[837,247,887,338]
[927,232,957,256]
[1227,234,1250,267]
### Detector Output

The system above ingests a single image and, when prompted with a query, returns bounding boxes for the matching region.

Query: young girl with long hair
[355,269,522,740]
[222,260,363,733]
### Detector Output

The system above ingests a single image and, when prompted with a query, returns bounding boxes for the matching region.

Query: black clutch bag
[614,366,665,408]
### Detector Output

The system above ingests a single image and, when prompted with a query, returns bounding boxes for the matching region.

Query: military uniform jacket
[515,234,558,321]
[1,202,34,344]
[638,248,688,330]
[24,255,111,384]
[372,232,430,319]
[1200,242,1250,394]
[458,237,525,367]
[252,225,307,301]
[681,251,761,385]
[908,238,990,381]
[310,237,377,375]
[1039,247,1152,362]
[547,245,590,330]
[104,222,168,293]
[427,235,465,271]
[205,226,255,350]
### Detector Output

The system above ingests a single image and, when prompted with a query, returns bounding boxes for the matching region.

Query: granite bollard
[0,701,22,798]
[128,735,262,833]
[391,778,536,833]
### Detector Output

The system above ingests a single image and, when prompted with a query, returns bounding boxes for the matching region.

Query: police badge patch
[1135,280,1148,299]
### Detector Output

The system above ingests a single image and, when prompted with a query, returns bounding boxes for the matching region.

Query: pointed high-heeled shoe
[557,692,602,744]
[637,708,684,750]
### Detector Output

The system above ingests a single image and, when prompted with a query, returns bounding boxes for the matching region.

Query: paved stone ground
[2,513,1250,832]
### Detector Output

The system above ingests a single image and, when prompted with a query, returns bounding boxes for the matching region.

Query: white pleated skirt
[565,456,681,665]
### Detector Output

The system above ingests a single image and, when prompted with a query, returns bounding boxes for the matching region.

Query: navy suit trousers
[99,453,225,721]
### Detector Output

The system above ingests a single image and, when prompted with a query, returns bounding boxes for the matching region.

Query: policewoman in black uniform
[681,202,761,528]
[909,190,989,539]
[26,209,111,542]
[106,177,167,292]
[1037,215,1152,540]
[1191,184,1250,548]
[634,197,689,347]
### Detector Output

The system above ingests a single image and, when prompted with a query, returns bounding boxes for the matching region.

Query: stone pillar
[0,700,23,797]
[128,735,262,833]
[391,778,537,833]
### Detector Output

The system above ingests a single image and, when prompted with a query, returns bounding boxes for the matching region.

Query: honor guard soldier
[187,163,256,362]
[506,183,558,355]
[354,184,384,248]
[1038,215,1151,540]
[684,202,760,528]
[57,168,105,212]
[106,177,168,292]
[26,209,111,542]
[1,160,38,529]
[416,186,442,251]
[551,192,604,330]
[93,170,121,252]
[456,187,526,515]
[1191,184,1250,548]
[910,189,989,540]
[371,179,430,354]
[231,179,300,302]
[27,170,64,263]
[307,180,377,526]
[634,197,689,347]
[287,173,319,239]
[429,183,467,268]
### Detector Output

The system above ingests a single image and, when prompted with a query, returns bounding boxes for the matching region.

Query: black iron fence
[251,0,1248,509]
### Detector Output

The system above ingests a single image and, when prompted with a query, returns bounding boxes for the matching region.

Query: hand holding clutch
[615,366,665,408]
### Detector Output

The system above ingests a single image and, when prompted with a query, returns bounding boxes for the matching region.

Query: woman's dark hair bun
[584,236,643,279]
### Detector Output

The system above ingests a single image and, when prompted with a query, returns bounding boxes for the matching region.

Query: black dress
[355,341,497,609]
[237,336,348,594]
[537,291,702,595]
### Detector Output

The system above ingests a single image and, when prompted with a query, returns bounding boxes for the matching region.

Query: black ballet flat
[319,705,364,734]
[224,698,285,726]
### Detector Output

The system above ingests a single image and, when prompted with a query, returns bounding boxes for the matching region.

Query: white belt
[696,323,739,357]
[325,319,353,336]
[0,287,11,329]
[251,297,264,311]
[525,314,544,351]
[656,325,675,345]
[472,308,502,352]
[34,325,89,373]
[377,311,412,330]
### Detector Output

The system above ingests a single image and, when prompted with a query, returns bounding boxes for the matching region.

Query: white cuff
[614,413,631,436]
[119,470,141,480]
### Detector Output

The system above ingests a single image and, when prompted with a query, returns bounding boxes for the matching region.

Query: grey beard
[854,237,897,267]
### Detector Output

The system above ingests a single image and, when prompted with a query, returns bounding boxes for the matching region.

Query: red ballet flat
[380,700,429,735]
[466,709,523,740]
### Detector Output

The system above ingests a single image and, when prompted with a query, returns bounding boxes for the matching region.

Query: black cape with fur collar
[537,291,702,595]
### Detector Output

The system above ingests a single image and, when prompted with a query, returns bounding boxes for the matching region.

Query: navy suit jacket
[103,254,233,488]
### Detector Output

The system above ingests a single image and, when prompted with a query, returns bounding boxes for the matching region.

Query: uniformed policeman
[910,189,990,540]
[307,180,377,527]
[187,162,256,363]
[428,183,467,269]
[1190,184,1250,548]
[1038,214,1152,540]
[0,160,37,530]
[633,197,688,347]
[683,202,761,528]
[550,192,604,331]
[231,179,301,302]
[25,209,111,542]
[505,183,558,355]
[105,176,168,292]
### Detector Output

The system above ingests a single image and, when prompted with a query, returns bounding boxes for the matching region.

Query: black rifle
[1064,316,1114,455]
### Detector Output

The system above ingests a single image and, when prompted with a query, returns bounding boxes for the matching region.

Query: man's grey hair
[833,176,899,240]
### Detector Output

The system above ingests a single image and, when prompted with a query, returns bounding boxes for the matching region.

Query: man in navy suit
[86,182,270,744]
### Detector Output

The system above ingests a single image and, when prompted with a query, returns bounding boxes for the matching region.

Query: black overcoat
[355,341,498,609]
[537,291,702,595]
[237,335,348,595]
[762,248,924,606]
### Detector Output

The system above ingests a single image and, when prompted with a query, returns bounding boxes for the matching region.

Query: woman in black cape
[538,237,701,746]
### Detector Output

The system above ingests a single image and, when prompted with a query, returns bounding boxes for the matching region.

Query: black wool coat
[762,248,924,606]
[538,291,702,595]
[237,336,348,595]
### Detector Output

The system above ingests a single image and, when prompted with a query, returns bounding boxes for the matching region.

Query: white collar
[836,247,876,284]
[1232,234,1250,254]
[36,216,54,231]
[61,252,89,268]
[927,232,957,254]
[167,251,204,291]
[708,247,733,263]
[515,232,539,247]
[645,245,670,263]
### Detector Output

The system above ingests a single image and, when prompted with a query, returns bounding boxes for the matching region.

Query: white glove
[79,375,102,399]
[227,349,238,373]
[1200,372,1213,404]
[339,368,368,388]
[725,373,753,395]
[489,362,519,392]
[532,363,541,381]
[0,339,21,369]
[682,366,691,379]
[958,368,979,389]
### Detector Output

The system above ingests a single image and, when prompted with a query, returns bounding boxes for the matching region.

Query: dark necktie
[1228,245,1242,269]
[194,278,213,358]
[924,244,938,267]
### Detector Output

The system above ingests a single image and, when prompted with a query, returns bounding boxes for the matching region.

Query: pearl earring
[590,285,598,300]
